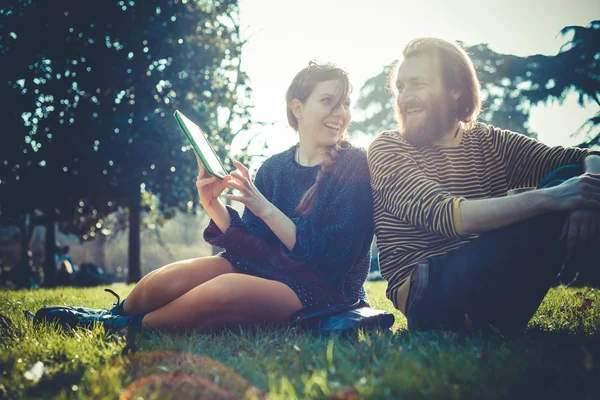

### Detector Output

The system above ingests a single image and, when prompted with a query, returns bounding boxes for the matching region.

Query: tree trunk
[18,214,31,264]
[127,186,141,284]
[43,212,57,287]
[13,213,36,288]
[94,234,107,270]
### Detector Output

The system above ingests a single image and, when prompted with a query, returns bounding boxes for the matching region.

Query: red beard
[398,94,457,147]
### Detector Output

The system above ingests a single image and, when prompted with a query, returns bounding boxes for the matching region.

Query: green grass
[1,282,599,399]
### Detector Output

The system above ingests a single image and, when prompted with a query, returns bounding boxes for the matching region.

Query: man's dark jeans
[406,165,585,331]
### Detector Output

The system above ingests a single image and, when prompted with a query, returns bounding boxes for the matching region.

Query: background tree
[1,0,100,285]
[0,0,253,284]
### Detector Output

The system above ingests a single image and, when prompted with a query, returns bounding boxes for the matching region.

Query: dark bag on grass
[290,299,394,335]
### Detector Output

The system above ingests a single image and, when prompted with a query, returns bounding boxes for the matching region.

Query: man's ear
[291,98,303,120]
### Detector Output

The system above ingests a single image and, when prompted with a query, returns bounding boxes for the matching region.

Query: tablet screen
[175,111,228,179]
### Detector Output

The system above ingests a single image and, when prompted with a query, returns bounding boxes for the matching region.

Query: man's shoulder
[368,130,411,154]
[371,130,404,144]
[466,122,531,141]
[464,122,493,138]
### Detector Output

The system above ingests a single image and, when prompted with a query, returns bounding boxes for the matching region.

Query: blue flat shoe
[67,288,127,317]
[33,305,144,331]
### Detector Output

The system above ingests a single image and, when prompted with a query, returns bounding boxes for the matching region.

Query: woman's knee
[145,257,232,289]
[199,274,246,311]
[199,274,302,318]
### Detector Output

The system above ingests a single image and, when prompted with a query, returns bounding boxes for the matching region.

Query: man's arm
[460,163,600,235]
[459,190,551,234]
[369,132,600,237]
[495,126,591,189]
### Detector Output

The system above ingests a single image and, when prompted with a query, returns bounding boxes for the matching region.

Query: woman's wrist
[203,199,232,233]
[257,202,276,221]
[201,198,224,213]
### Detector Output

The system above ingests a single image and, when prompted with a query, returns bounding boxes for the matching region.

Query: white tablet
[174,110,229,180]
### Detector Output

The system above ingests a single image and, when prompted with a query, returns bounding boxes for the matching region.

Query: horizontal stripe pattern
[368,123,590,309]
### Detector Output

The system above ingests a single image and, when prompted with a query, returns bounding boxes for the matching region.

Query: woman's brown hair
[285,62,352,217]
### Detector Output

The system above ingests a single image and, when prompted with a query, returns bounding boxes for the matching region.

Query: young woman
[34,61,374,332]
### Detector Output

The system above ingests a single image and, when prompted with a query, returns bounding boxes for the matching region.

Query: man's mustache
[398,99,428,116]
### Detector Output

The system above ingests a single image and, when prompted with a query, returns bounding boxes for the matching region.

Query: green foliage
[0,0,252,235]
[1,0,253,282]
[1,282,599,399]
[353,64,396,137]
[466,43,539,138]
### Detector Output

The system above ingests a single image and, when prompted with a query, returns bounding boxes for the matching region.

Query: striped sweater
[368,123,592,315]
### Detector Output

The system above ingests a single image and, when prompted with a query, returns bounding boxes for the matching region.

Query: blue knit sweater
[203,144,374,306]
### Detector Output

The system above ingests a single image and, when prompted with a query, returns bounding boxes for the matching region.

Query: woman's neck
[295,141,328,167]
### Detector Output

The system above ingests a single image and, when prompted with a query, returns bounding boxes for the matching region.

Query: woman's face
[295,79,351,148]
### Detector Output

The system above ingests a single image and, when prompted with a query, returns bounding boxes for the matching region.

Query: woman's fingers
[233,160,251,181]
[231,170,250,187]
[219,175,232,190]
[226,194,246,204]
[196,176,217,187]
[227,179,247,193]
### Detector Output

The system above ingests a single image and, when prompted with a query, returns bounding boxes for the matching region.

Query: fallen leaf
[331,388,360,400]
[577,298,593,311]
[105,351,267,399]
[120,373,238,400]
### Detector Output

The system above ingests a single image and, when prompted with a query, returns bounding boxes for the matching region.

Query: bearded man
[367,37,600,331]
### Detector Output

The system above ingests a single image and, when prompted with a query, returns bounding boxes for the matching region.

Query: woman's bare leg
[123,256,240,315]
[141,273,303,331]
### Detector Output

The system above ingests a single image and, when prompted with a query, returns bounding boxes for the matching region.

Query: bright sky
[234,0,599,160]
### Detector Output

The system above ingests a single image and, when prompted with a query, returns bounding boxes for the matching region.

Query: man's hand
[544,173,600,211]
[561,209,600,256]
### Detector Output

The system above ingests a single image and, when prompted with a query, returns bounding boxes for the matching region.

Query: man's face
[394,53,457,147]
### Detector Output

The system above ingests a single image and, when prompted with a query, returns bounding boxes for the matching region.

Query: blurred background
[1,0,598,288]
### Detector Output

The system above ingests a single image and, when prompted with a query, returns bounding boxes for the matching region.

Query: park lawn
[0,282,599,399]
